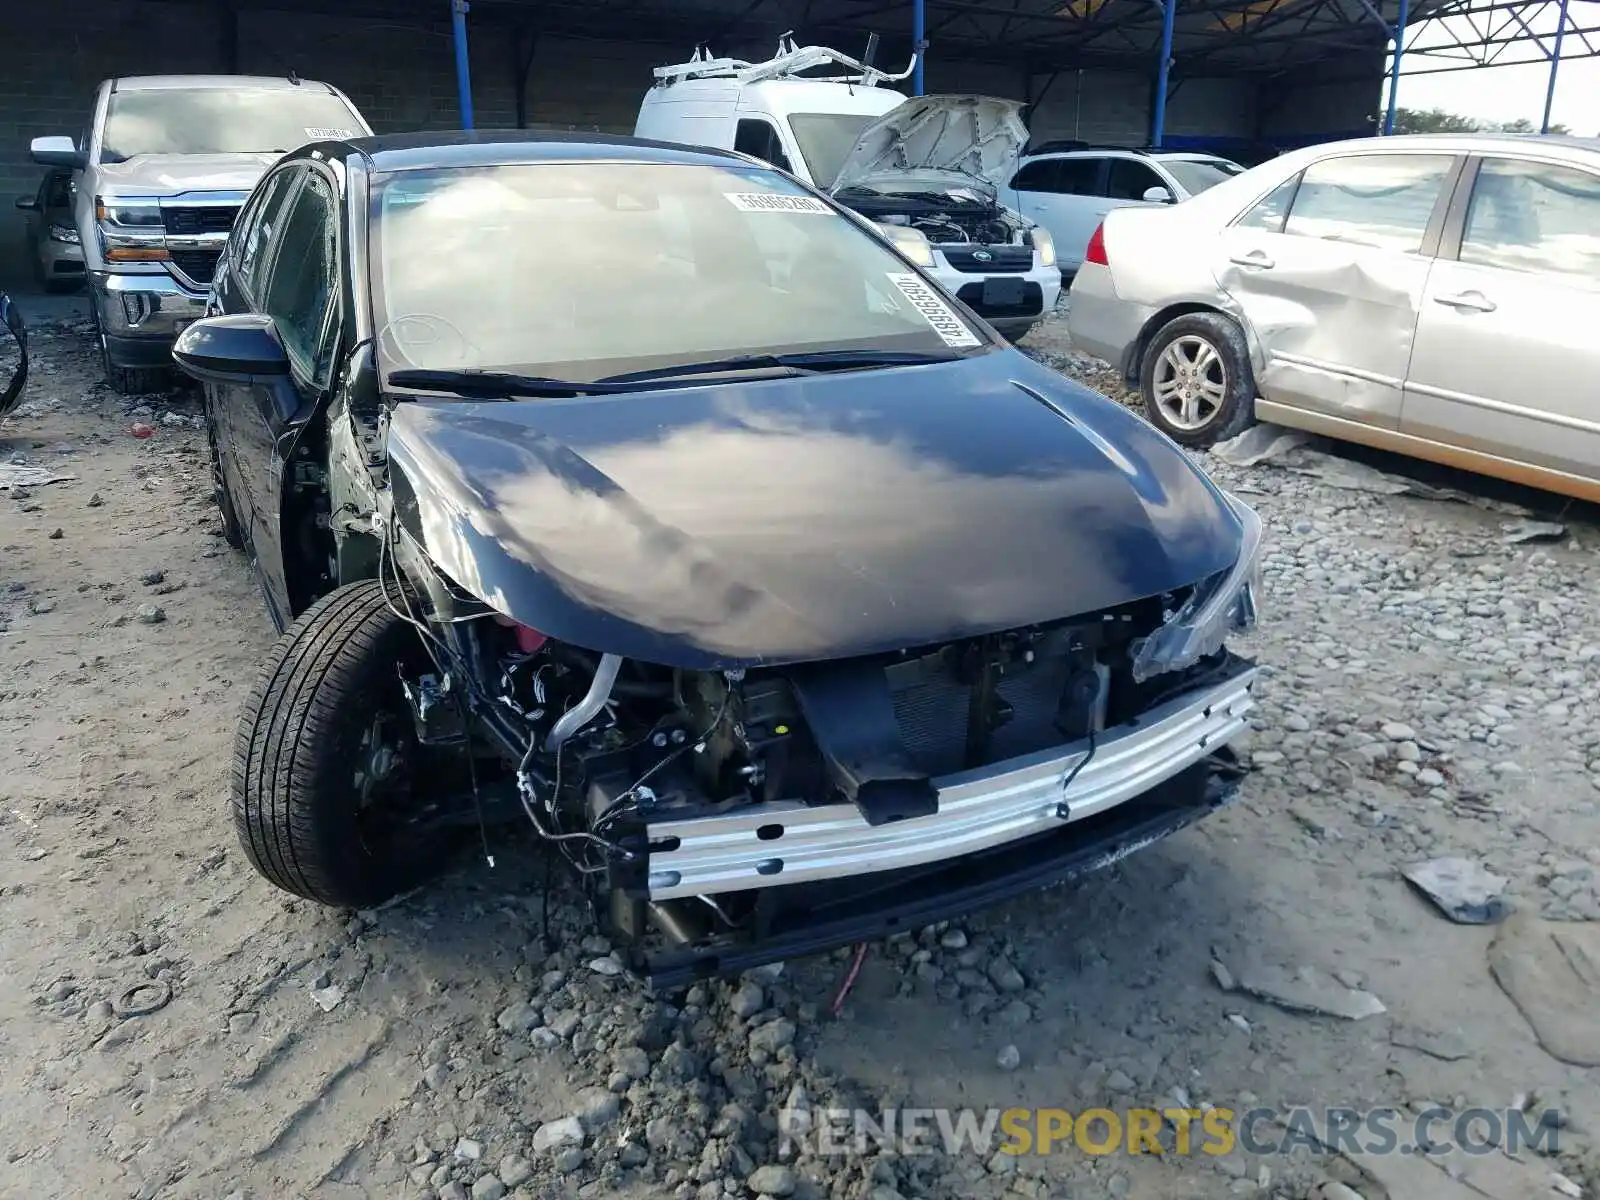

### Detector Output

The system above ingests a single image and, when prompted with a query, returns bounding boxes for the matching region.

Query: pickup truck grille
[942,245,1033,274]
[162,206,239,236]
[170,248,224,286]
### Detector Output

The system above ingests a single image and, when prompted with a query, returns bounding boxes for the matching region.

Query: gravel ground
[2,305,1599,1200]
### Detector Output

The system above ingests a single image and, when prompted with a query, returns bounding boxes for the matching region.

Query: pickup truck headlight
[1130,493,1262,683]
[1031,227,1056,269]
[95,199,163,228]
[48,224,79,245]
[96,197,169,263]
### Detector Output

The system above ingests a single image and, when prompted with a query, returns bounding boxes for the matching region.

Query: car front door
[1007,156,1108,270]
[1402,154,1600,488]
[1215,151,1460,428]
[225,165,343,625]
[209,164,306,558]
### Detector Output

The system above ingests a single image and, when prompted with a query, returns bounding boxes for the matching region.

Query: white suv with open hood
[634,39,1060,338]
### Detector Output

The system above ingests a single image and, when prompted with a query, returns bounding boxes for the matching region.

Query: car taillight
[1085,222,1108,267]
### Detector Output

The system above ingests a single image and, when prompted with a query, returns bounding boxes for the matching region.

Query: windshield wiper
[385,368,633,398]
[599,348,966,385]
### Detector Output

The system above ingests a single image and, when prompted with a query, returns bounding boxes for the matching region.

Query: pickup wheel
[1139,313,1256,447]
[88,299,165,395]
[232,579,458,908]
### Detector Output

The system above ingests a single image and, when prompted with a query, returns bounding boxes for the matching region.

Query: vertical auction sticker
[886,273,981,348]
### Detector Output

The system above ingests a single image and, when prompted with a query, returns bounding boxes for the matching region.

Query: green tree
[1392,106,1479,134]
[1391,107,1570,136]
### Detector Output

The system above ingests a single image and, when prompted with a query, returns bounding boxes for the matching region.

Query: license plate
[981,278,1027,308]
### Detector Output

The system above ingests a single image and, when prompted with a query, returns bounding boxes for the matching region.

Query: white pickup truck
[31,74,370,393]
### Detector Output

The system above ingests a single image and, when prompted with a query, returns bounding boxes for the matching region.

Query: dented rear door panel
[1214,152,1462,430]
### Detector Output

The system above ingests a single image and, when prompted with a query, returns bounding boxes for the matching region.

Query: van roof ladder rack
[652,33,917,88]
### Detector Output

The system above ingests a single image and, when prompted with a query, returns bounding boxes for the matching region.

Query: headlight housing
[1030,226,1056,269]
[48,224,79,245]
[879,224,937,269]
[1130,492,1262,683]
[96,197,168,262]
[95,199,163,228]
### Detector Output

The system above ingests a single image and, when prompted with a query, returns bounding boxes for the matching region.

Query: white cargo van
[634,39,1060,338]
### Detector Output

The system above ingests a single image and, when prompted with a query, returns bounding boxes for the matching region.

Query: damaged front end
[368,363,1263,985]
[392,523,1258,986]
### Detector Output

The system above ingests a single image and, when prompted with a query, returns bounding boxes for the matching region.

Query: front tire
[232,580,456,907]
[89,298,165,395]
[1139,312,1256,447]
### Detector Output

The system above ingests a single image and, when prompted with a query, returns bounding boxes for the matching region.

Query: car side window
[1281,153,1453,253]
[45,173,72,208]
[1459,157,1600,283]
[1106,159,1163,200]
[1236,175,1300,232]
[1056,157,1103,196]
[1010,159,1060,192]
[235,167,304,298]
[734,119,793,173]
[259,171,340,384]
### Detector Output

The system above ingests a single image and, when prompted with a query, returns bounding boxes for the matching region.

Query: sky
[1379,6,1600,135]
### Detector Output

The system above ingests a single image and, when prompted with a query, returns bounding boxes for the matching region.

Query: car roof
[341,129,756,173]
[1027,147,1229,161]
[1294,132,1600,155]
[111,75,339,93]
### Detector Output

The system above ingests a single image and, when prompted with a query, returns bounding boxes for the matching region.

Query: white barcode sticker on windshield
[724,192,834,215]
[305,127,356,140]
[887,273,981,348]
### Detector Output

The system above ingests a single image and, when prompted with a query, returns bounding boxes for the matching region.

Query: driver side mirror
[1142,185,1176,205]
[30,136,88,171]
[15,196,39,211]
[172,314,290,385]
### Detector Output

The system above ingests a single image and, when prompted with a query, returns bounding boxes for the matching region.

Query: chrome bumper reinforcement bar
[643,666,1258,900]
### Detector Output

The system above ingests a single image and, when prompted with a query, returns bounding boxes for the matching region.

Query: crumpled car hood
[385,349,1243,669]
[830,95,1026,201]
[94,153,281,198]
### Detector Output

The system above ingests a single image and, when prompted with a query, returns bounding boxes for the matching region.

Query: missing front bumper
[641,659,1256,902]
[635,748,1246,988]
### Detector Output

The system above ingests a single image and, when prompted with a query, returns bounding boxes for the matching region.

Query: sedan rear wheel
[1140,313,1256,447]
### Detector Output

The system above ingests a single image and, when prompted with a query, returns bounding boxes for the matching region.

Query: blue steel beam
[913,0,926,94]
[1542,0,1569,131]
[1151,0,1178,146]
[1383,0,1410,133]
[452,0,475,130]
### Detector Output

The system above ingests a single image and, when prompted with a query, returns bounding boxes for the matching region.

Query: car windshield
[100,88,364,160]
[1160,157,1246,196]
[369,161,986,384]
[788,113,879,189]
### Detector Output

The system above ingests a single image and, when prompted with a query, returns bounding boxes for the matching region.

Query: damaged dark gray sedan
[173,131,1263,985]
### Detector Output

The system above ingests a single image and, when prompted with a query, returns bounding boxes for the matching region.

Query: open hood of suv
[829,95,1026,200]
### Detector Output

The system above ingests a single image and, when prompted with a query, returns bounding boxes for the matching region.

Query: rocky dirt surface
[2,304,1599,1200]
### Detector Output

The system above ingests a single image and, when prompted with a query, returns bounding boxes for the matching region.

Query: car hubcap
[1153,335,1227,431]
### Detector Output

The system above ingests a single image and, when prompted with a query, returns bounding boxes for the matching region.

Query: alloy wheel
[1152,334,1228,431]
